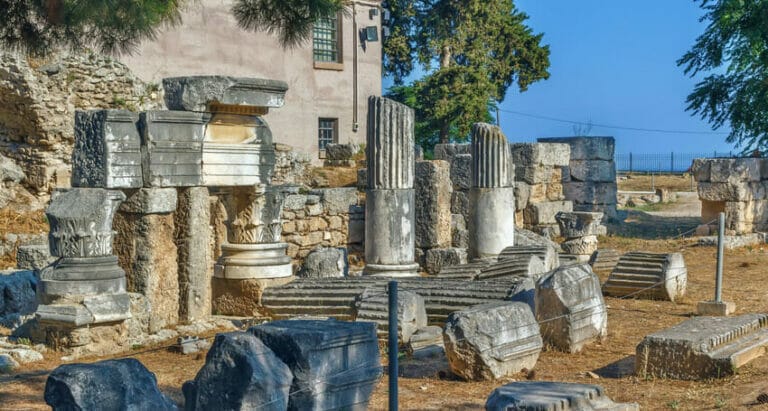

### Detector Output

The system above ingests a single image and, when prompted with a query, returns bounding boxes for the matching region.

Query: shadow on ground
[594,355,635,379]
[608,210,701,240]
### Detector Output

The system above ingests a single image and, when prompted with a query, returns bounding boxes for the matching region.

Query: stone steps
[435,260,493,280]
[602,252,687,301]
[261,277,533,326]
[499,245,558,271]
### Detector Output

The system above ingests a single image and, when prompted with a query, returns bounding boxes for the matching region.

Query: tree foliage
[0,0,347,55]
[679,0,768,152]
[383,0,550,147]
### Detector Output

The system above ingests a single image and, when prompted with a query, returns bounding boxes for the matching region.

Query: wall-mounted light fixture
[369,8,379,20]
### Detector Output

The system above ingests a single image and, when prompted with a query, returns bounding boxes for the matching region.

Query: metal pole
[715,212,725,302]
[670,151,674,174]
[388,281,398,411]
[629,152,633,174]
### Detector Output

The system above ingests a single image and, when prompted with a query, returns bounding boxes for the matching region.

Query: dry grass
[0,208,48,268]
[311,165,360,188]
[4,237,768,410]
[618,174,697,192]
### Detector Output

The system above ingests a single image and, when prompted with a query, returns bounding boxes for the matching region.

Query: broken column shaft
[364,97,419,277]
[469,123,515,260]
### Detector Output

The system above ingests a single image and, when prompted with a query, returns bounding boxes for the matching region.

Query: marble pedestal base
[363,263,421,277]
[214,242,292,279]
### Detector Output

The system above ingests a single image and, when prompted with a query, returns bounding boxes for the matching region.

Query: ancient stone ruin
[602,252,687,301]
[692,157,768,234]
[485,381,639,411]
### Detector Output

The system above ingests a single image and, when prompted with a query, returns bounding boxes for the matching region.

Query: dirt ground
[4,204,768,410]
[618,173,697,192]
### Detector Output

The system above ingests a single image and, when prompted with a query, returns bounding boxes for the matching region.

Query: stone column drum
[364,97,419,277]
[469,123,516,260]
[37,188,131,326]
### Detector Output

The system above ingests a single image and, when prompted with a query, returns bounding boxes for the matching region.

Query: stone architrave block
[568,159,616,183]
[708,158,761,183]
[119,188,178,214]
[309,187,359,215]
[433,143,471,161]
[297,247,348,278]
[636,314,768,380]
[524,201,573,226]
[163,76,289,111]
[72,110,143,189]
[415,160,452,248]
[249,319,382,411]
[536,264,607,353]
[691,158,711,182]
[183,332,293,411]
[424,247,468,275]
[510,142,571,168]
[443,301,543,381]
[562,182,618,205]
[44,359,177,411]
[603,252,687,301]
[355,287,427,343]
[485,381,639,411]
[538,136,615,161]
[140,111,207,187]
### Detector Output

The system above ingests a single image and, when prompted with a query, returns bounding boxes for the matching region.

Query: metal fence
[615,151,736,173]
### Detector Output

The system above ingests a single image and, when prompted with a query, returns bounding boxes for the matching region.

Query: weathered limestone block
[513,165,554,185]
[212,276,294,317]
[249,319,382,411]
[44,359,177,411]
[425,247,468,275]
[636,314,768,380]
[561,236,599,256]
[524,201,573,226]
[120,187,178,214]
[451,214,469,249]
[15,244,53,272]
[415,160,452,248]
[556,211,604,238]
[486,381,639,411]
[538,136,615,161]
[449,154,473,191]
[434,143,471,161]
[510,142,571,168]
[71,110,143,188]
[114,214,178,331]
[355,288,427,342]
[444,302,542,380]
[602,252,687,301]
[708,158,761,183]
[163,76,288,111]
[308,187,358,215]
[325,143,360,161]
[298,247,347,278]
[365,97,418,277]
[568,159,616,182]
[0,269,37,327]
[141,111,206,187]
[514,182,531,211]
[536,264,607,353]
[183,332,293,411]
[175,187,212,321]
[477,254,546,281]
[0,154,24,184]
[514,227,562,251]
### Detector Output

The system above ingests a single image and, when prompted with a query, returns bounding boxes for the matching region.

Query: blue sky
[386,1,737,155]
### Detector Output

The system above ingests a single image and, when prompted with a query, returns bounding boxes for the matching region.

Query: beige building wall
[120,0,382,162]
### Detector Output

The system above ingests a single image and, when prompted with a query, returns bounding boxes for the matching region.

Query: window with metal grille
[318,118,337,150]
[313,16,339,62]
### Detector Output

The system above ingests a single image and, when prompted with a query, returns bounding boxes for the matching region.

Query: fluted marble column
[364,97,419,277]
[469,123,516,260]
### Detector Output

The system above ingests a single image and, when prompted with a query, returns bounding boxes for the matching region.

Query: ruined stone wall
[692,158,768,234]
[271,143,314,187]
[281,188,363,264]
[0,52,163,194]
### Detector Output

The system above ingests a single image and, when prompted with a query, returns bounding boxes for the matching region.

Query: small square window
[318,118,338,151]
